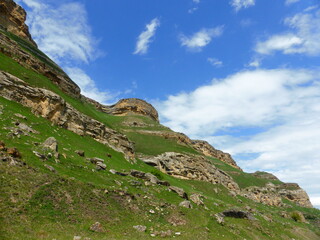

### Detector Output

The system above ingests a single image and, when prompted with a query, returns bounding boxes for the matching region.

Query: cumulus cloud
[133,18,160,55]
[207,57,223,67]
[157,68,320,203]
[230,0,255,12]
[180,26,223,51]
[255,9,320,56]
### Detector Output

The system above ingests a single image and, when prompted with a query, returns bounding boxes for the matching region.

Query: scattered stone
[90,222,104,232]
[129,180,142,186]
[43,137,58,152]
[7,147,21,158]
[14,113,27,120]
[262,214,273,222]
[109,169,128,176]
[175,232,181,236]
[96,162,107,170]
[149,209,155,214]
[167,215,187,226]
[130,169,146,179]
[73,236,81,240]
[106,153,112,158]
[133,225,147,232]
[17,123,38,134]
[44,164,56,172]
[214,213,225,225]
[33,151,46,160]
[114,180,122,186]
[179,200,192,209]
[190,193,204,205]
[75,150,85,157]
[222,209,255,220]
[89,157,104,164]
[168,186,188,199]
[145,173,159,184]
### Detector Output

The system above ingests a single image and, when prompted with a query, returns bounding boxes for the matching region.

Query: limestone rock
[191,140,241,170]
[90,222,104,232]
[43,137,58,152]
[142,152,240,192]
[250,171,280,181]
[0,71,135,161]
[190,193,204,206]
[214,213,225,225]
[75,150,85,157]
[0,0,37,46]
[44,164,56,172]
[278,186,313,208]
[168,186,188,199]
[179,200,192,208]
[104,98,159,122]
[133,225,147,232]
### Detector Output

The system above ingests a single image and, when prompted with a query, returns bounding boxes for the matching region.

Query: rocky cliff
[0,71,135,161]
[0,0,36,46]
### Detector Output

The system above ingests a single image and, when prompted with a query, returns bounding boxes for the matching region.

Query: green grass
[125,132,199,156]
[1,90,320,239]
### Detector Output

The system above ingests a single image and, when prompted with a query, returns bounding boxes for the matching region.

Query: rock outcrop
[0,71,135,161]
[141,152,240,192]
[250,171,280,181]
[0,0,37,46]
[0,33,81,98]
[132,129,242,170]
[241,182,313,208]
[190,140,241,170]
[105,98,159,122]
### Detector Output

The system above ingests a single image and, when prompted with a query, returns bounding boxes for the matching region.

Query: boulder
[168,186,188,199]
[90,222,104,232]
[179,200,193,208]
[190,193,204,205]
[222,209,255,220]
[75,150,85,157]
[133,225,147,232]
[7,147,21,158]
[43,137,58,152]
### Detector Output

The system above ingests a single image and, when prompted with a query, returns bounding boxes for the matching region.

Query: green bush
[150,169,164,180]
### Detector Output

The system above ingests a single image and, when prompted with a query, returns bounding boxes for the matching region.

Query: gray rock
[43,137,58,152]
[96,162,107,170]
[73,236,81,240]
[169,186,188,199]
[90,222,104,232]
[190,193,204,205]
[214,213,225,225]
[44,164,56,172]
[179,200,192,208]
[75,150,85,157]
[222,209,255,220]
[133,225,147,232]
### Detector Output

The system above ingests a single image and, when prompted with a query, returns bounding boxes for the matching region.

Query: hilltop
[0,1,319,239]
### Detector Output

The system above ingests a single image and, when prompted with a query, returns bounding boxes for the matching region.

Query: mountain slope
[0,1,319,239]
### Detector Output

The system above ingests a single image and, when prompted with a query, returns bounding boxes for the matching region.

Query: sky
[15,0,320,208]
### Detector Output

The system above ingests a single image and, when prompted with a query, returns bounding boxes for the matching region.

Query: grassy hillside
[1,31,320,239]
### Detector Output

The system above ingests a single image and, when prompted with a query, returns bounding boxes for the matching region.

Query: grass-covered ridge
[1,96,320,239]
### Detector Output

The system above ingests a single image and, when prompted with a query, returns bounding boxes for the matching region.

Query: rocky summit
[0,1,319,240]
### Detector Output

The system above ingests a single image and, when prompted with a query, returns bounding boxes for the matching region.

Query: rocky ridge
[0,71,135,161]
[141,152,240,192]
[0,0,36,46]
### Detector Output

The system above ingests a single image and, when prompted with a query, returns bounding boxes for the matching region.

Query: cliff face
[0,0,36,46]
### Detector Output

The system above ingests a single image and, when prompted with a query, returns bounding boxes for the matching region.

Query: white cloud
[230,0,255,12]
[133,18,160,55]
[247,58,261,67]
[193,0,200,3]
[19,0,97,64]
[180,26,223,51]
[255,10,320,56]
[65,67,116,104]
[285,0,300,5]
[157,68,320,202]
[207,57,223,67]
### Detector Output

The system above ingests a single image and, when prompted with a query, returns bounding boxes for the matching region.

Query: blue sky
[16,0,320,208]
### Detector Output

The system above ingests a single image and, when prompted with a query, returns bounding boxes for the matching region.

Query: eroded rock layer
[0,0,36,46]
[0,71,135,161]
[105,98,159,123]
[141,152,240,192]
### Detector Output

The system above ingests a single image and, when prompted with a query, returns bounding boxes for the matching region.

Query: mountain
[0,1,320,239]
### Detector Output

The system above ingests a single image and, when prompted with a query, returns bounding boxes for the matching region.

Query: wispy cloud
[230,0,255,12]
[17,0,115,103]
[133,18,160,55]
[180,26,223,51]
[207,57,223,67]
[285,0,300,5]
[255,9,320,56]
[156,68,320,205]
